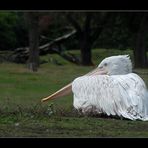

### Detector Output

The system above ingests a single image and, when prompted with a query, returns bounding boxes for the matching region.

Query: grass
[0,48,148,137]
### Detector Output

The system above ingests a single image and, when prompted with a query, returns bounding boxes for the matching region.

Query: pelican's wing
[72,73,148,121]
[113,73,148,120]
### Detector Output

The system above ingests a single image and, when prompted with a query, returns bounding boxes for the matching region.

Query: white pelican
[41,55,148,121]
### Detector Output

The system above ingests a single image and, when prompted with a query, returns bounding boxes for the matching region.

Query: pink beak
[86,67,107,76]
[41,67,107,102]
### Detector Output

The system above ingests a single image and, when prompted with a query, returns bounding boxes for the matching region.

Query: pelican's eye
[104,63,107,66]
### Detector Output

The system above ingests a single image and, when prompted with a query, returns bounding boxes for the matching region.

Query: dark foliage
[0,11,147,68]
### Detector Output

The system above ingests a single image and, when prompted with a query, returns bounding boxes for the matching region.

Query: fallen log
[9,30,80,64]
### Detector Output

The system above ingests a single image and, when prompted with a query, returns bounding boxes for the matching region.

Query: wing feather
[72,73,148,120]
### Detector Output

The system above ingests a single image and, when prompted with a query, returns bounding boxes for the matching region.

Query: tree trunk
[25,13,40,72]
[66,13,93,66]
[80,13,93,66]
[134,14,148,68]
[28,27,39,71]
[80,37,93,66]
[134,32,147,68]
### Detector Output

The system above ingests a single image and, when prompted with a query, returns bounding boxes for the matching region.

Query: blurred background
[0,11,148,69]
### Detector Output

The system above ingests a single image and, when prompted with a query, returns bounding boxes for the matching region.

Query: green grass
[0,48,148,137]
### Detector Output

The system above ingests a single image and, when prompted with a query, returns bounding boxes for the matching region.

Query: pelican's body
[72,73,148,121]
[41,55,148,121]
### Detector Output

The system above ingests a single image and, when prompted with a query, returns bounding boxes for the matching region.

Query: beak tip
[41,98,46,103]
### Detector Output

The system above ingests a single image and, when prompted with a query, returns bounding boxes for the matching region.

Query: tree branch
[91,12,110,43]
[66,13,82,34]
[84,12,92,35]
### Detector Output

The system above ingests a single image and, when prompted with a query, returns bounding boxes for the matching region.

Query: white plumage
[72,55,148,121]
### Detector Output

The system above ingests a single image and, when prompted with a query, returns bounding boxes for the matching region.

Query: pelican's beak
[85,67,108,76]
[41,67,107,103]
[41,83,72,102]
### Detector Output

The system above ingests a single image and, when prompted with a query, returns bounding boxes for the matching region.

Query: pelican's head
[97,55,132,75]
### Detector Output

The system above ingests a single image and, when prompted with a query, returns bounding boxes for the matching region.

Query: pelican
[41,55,148,121]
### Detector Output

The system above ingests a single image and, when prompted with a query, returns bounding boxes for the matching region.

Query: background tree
[24,12,40,72]
[95,12,132,50]
[66,12,110,66]
[0,11,147,69]
[132,13,148,68]
[0,12,18,50]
